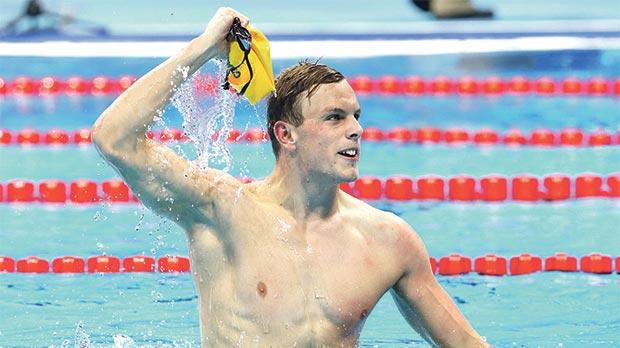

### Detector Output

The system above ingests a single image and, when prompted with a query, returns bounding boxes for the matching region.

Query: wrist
[181,35,220,72]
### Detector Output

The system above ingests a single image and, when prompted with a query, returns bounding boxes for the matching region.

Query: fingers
[217,7,250,28]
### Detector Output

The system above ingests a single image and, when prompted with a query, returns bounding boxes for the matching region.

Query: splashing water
[172,61,238,172]
[74,322,91,348]
[113,334,137,348]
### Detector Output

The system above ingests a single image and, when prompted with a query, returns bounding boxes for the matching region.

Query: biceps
[393,273,477,347]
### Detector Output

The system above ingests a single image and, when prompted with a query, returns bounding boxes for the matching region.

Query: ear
[273,120,296,151]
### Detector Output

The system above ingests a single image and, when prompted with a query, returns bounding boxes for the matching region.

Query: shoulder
[340,192,424,251]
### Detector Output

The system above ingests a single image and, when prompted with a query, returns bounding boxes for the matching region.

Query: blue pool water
[1,48,619,348]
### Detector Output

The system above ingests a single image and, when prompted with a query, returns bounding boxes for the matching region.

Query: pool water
[0,49,619,347]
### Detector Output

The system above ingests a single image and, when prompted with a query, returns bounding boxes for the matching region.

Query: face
[292,80,363,183]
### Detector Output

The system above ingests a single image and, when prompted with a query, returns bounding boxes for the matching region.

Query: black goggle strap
[223,17,254,95]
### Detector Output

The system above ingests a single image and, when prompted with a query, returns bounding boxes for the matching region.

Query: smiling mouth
[337,148,359,159]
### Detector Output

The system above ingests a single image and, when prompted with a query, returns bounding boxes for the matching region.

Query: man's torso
[186,183,406,347]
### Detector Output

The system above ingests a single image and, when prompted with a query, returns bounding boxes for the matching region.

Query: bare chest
[220,211,397,334]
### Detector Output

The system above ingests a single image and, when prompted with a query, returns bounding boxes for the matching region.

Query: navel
[256,281,268,298]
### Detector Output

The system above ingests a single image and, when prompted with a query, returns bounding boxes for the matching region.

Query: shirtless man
[92,7,490,348]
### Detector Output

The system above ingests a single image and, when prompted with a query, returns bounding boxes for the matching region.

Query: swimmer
[92,7,491,348]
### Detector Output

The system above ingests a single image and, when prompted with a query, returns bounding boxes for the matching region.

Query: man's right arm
[92,8,248,229]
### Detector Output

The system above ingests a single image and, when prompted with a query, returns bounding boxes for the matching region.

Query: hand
[202,7,250,60]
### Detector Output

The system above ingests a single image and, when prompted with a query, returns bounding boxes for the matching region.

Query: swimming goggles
[222,17,253,96]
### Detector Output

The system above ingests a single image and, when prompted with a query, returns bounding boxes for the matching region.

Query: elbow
[91,122,114,157]
[91,121,129,162]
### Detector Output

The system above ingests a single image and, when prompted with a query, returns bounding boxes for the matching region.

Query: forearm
[92,34,218,156]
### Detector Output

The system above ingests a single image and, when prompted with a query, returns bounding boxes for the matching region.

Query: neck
[260,157,341,220]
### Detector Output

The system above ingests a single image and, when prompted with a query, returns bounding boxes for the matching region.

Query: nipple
[257,281,267,298]
[360,309,368,319]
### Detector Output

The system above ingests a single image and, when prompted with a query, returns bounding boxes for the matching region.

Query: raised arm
[390,218,491,347]
[92,8,247,229]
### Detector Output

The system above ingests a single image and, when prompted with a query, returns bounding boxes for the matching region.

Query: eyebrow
[323,108,362,115]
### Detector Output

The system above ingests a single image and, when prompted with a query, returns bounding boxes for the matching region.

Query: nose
[346,117,363,141]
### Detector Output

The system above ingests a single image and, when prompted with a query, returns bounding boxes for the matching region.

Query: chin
[341,170,359,183]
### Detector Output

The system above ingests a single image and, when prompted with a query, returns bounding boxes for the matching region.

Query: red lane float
[39,76,63,94]
[417,176,445,200]
[482,76,504,94]
[39,180,67,203]
[503,129,527,146]
[102,180,130,202]
[588,130,612,146]
[457,77,479,95]
[474,254,507,276]
[2,254,618,276]
[430,76,452,94]
[448,176,476,201]
[73,129,92,144]
[439,254,471,275]
[587,77,609,95]
[512,175,541,201]
[543,175,571,201]
[354,176,382,200]
[530,129,555,146]
[545,253,578,272]
[444,129,470,144]
[17,256,49,273]
[608,174,620,197]
[0,256,16,272]
[385,176,414,200]
[7,180,35,202]
[509,76,530,94]
[70,180,100,203]
[535,77,556,95]
[65,76,90,95]
[2,127,618,147]
[45,129,69,145]
[580,253,613,274]
[479,175,508,202]
[473,129,499,145]
[88,255,121,273]
[349,75,373,94]
[1,76,618,97]
[0,129,11,144]
[377,76,402,94]
[559,128,584,146]
[387,127,414,142]
[562,77,582,94]
[404,76,425,95]
[158,256,191,273]
[2,175,619,204]
[123,256,155,272]
[575,174,603,198]
[17,129,40,145]
[52,256,85,273]
[416,127,441,144]
[509,253,542,275]
[362,127,385,141]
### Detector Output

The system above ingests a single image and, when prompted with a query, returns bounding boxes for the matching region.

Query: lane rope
[0,75,618,97]
[0,253,617,275]
[0,175,618,204]
[1,128,618,147]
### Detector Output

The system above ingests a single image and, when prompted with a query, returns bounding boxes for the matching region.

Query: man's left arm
[389,217,491,348]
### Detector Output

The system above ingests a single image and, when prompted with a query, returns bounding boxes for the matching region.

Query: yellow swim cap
[225,20,275,105]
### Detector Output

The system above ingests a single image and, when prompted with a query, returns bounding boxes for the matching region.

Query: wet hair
[267,61,345,158]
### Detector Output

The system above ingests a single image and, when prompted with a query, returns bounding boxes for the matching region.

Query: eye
[326,114,343,121]
[354,113,361,120]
